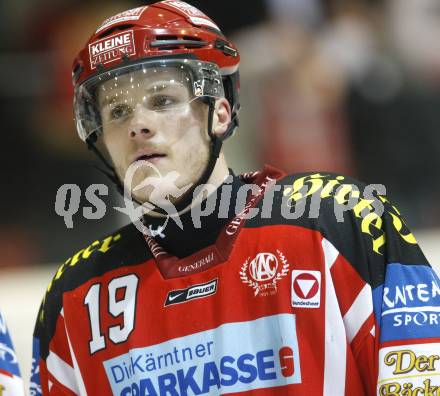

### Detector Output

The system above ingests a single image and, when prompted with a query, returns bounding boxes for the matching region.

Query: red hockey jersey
[31,170,440,395]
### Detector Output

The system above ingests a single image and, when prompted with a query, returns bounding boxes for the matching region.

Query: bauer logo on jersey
[240,250,289,297]
[104,314,301,395]
[88,30,136,69]
[164,279,218,306]
[291,270,321,308]
[372,263,440,342]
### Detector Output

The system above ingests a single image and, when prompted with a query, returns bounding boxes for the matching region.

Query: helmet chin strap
[87,98,239,215]
[86,135,124,196]
[170,98,220,212]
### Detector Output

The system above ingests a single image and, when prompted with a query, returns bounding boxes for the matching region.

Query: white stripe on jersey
[60,308,87,396]
[343,284,373,343]
[321,237,339,269]
[46,351,79,394]
[322,238,347,395]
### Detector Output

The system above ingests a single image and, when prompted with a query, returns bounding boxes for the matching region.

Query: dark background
[1,0,440,266]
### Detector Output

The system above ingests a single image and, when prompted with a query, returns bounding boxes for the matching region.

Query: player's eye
[110,104,132,120]
[150,95,177,110]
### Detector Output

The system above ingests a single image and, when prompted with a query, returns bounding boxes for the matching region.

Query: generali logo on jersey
[240,250,290,297]
[291,270,321,308]
[88,30,136,70]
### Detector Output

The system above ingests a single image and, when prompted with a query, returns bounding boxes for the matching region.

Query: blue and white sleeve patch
[373,263,440,343]
[0,311,20,378]
[0,310,24,395]
[29,337,42,396]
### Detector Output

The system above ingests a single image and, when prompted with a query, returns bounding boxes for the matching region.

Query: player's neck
[145,153,229,218]
[182,153,229,214]
[142,169,244,258]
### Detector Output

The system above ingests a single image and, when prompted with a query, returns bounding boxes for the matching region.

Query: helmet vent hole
[183,36,202,41]
[156,35,178,41]
[97,25,135,39]
[150,35,207,50]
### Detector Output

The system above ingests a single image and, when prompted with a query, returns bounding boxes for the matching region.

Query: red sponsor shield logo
[291,270,321,308]
[293,272,319,299]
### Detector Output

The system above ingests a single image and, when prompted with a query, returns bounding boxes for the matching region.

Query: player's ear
[211,98,231,137]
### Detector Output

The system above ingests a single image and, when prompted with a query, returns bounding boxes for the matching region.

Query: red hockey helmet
[72,1,240,142]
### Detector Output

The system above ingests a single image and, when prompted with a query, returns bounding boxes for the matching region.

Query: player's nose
[128,105,157,140]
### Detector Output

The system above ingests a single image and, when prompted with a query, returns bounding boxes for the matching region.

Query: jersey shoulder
[52,222,150,292]
[247,170,370,229]
[247,171,429,287]
[35,223,151,337]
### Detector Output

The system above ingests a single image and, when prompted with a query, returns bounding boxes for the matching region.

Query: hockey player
[31,1,440,395]
[0,311,24,396]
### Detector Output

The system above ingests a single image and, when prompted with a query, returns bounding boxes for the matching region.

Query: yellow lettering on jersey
[81,241,100,260]
[384,350,440,375]
[333,183,360,205]
[0,384,5,396]
[378,196,417,246]
[352,198,376,218]
[69,249,86,267]
[389,213,417,245]
[379,379,440,396]
[385,350,416,375]
[283,174,418,255]
[99,234,121,253]
[360,212,385,255]
[46,255,72,294]
[41,233,122,320]
[284,173,328,204]
[320,176,345,198]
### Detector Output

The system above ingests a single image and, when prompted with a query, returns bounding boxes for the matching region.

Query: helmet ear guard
[222,71,240,139]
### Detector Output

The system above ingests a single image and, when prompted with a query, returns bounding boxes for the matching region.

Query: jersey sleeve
[0,310,24,396]
[313,174,440,395]
[373,261,440,395]
[370,199,440,396]
[31,272,80,396]
[30,227,139,396]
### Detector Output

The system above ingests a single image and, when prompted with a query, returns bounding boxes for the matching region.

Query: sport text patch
[373,264,440,342]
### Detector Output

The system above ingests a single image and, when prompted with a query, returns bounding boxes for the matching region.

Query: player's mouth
[132,150,167,164]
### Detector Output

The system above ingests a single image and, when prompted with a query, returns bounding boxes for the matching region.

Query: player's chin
[123,163,156,182]
[131,190,153,207]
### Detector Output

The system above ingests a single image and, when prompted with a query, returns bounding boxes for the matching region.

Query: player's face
[98,67,210,204]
